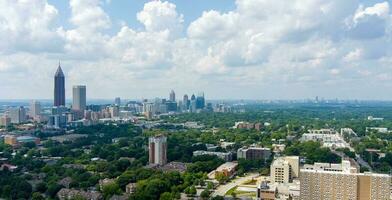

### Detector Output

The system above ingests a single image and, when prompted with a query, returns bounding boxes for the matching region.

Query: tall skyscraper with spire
[54,63,65,107]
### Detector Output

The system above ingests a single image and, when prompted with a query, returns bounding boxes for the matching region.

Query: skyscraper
[72,85,86,111]
[115,97,121,105]
[183,94,189,110]
[9,106,26,124]
[148,135,167,165]
[54,64,65,107]
[169,90,175,102]
[30,100,41,119]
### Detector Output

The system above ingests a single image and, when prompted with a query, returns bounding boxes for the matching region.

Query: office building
[72,85,86,111]
[114,97,121,105]
[30,100,41,119]
[9,107,26,124]
[183,94,189,110]
[169,90,175,102]
[237,147,271,161]
[300,160,391,200]
[0,115,11,127]
[270,156,300,184]
[196,93,205,109]
[148,135,167,165]
[54,64,65,107]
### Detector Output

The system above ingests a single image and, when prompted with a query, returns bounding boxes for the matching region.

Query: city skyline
[1,0,392,100]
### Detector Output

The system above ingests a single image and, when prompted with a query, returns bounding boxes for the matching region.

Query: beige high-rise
[270,156,300,184]
[300,161,391,200]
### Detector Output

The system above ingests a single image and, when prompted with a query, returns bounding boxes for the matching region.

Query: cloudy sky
[0,0,392,100]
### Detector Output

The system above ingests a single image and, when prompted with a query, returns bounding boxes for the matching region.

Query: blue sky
[0,0,392,100]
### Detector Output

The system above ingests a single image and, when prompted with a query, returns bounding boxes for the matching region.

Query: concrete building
[270,156,299,184]
[54,64,65,107]
[300,160,391,200]
[30,100,41,119]
[109,105,120,118]
[9,106,26,124]
[149,135,167,165]
[193,150,233,161]
[0,115,11,127]
[72,85,86,111]
[237,147,271,161]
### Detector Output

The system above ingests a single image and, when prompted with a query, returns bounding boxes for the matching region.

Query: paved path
[212,173,259,197]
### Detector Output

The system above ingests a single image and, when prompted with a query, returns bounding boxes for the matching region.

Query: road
[212,173,259,197]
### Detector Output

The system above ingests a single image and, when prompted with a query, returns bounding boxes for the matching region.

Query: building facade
[237,147,271,161]
[72,85,86,111]
[54,64,65,107]
[270,156,300,184]
[148,135,167,165]
[300,160,391,200]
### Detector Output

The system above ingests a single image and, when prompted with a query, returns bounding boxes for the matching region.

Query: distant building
[300,160,391,200]
[9,106,26,124]
[72,85,86,111]
[4,135,40,147]
[169,90,175,102]
[214,162,238,178]
[115,97,121,105]
[54,64,65,107]
[183,94,189,110]
[109,105,120,118]
[195,93,205,109]
[30,100,41,119]
[270,156,299,184]
[237,147,271,161]
[149,135,167,165]
[0,115,11,127]
[57,188,103,200]
[193,150,233,161]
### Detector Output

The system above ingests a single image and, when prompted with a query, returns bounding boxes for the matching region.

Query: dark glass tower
[54,64,65,107]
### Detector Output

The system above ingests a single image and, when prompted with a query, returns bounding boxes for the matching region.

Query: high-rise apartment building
[54,64,65,106]
[300,160,391,200]
[109,105,119,118]
[72,85,86,111]
[169,90,175,102]
[148,135,167,165]
[30,100,41,119]
[270,156,300,184]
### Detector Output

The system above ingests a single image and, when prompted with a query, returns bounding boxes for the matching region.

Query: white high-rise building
[149,135,167,165]
[270,156,299,184]
[9,106,26,124]
[72,85,86,111]
[30,100,41,119]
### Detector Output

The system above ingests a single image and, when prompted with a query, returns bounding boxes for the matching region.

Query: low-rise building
[57,188,103,200]
[237,146,271,161]
[193,150,233,161]
[125,183,136,194]
[214,162,238,178]
[4,135,40,147]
